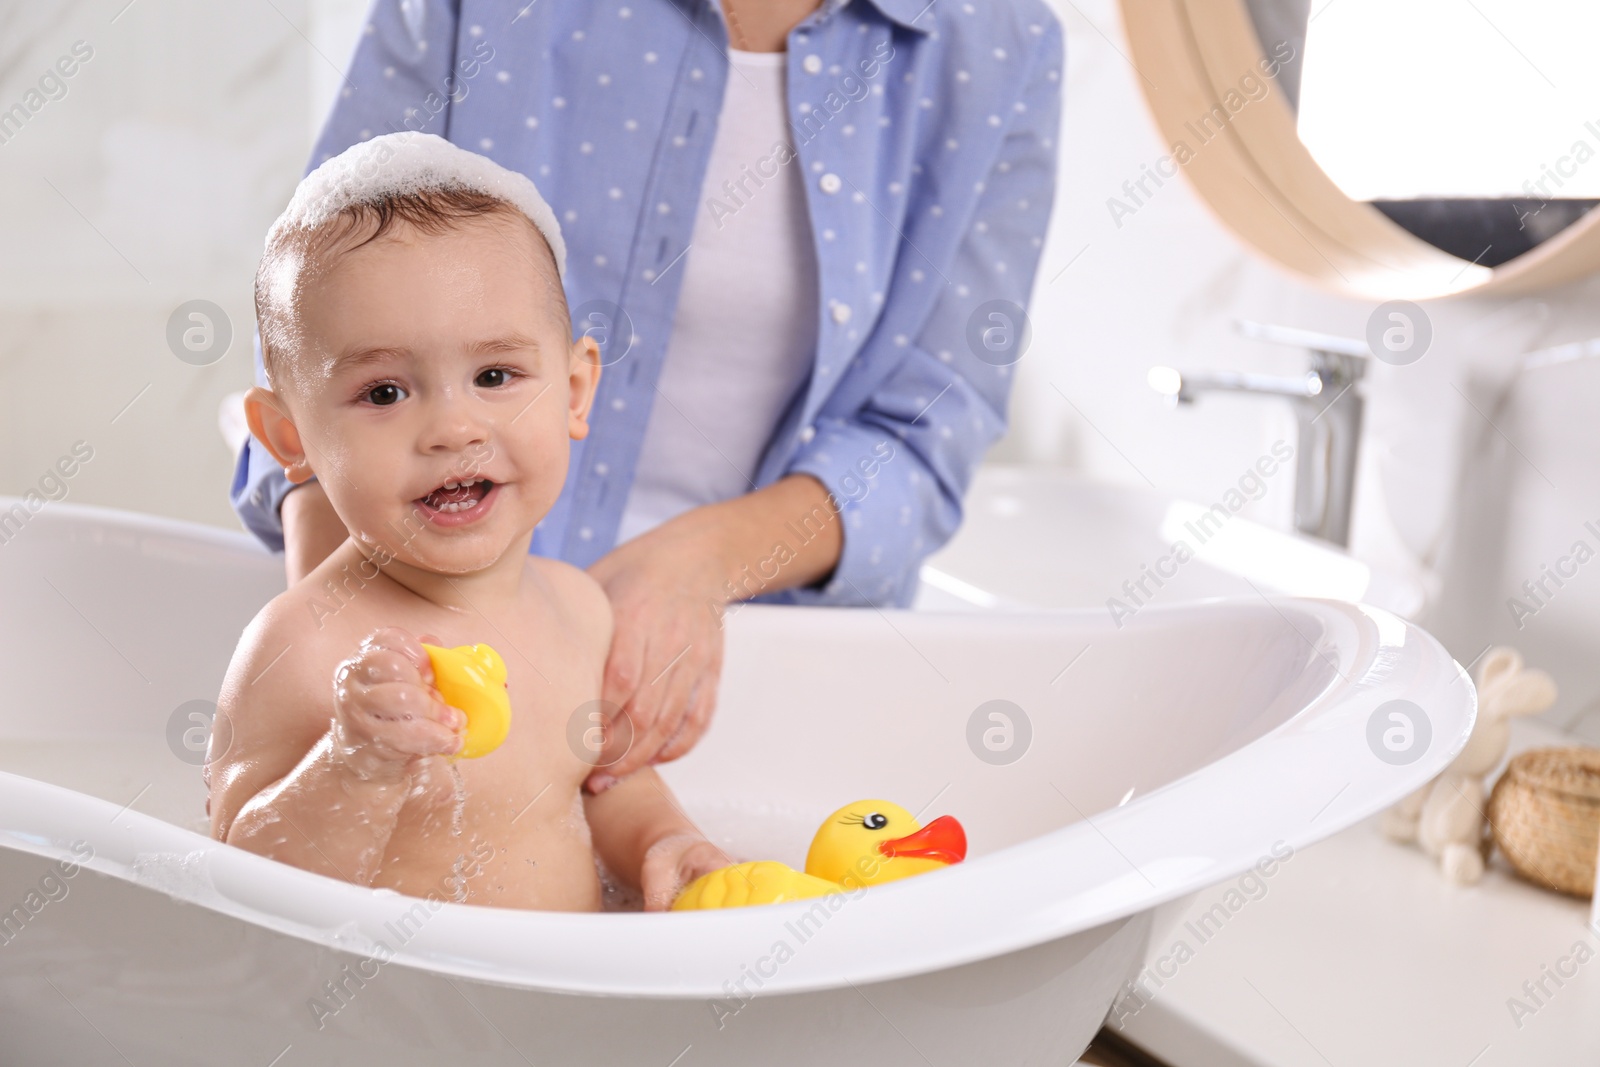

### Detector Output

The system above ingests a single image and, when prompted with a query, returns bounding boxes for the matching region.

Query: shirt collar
[691,0,934,38]
[833,0,936,33]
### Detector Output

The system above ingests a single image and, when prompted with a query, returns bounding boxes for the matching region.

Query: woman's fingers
[588,526,733,788]
[587,608,650,791]
[655,670,718,763]
[615,594,726,773]
[600,609,647,721]
[594,614,651,778]
[687,626,725,743]
[654,629,722,763]
[604,648,685,781]
[642,644,701,766]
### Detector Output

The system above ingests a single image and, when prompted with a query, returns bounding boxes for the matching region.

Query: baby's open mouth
[417,479,494,515]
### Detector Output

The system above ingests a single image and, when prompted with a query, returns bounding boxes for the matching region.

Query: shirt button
[819,173,842,195]
[799,425,817,444]
[831,302,852,324]
[803,54,823,74]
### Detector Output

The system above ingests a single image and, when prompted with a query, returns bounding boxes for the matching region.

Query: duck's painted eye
[864,813,888,830]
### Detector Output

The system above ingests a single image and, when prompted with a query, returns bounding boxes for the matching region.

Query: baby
[208,133,729,911]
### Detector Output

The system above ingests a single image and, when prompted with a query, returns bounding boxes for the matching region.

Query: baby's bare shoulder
[219,588,340,720]
[210,589,352,836]
[526,556,612,649]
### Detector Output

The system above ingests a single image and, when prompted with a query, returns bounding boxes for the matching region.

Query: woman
[233,0,1062,786]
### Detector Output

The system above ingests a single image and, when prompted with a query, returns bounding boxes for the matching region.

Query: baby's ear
[566,335,602,441]
[244,386,314,484]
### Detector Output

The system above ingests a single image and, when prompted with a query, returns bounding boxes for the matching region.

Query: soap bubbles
[967,699,1031,766]
[268,132,568,276]
[1365,699,1432,765]
[1365,300,1431,366]
[165,300,233,366]
[566,698,632,768]
[166,699,232,766]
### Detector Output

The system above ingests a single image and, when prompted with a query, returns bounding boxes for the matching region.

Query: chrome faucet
[1148,320,1369,547]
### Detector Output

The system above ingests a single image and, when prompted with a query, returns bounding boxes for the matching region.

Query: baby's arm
[211,625,464,884]
[585,770,730,911]
[547,557,729,908]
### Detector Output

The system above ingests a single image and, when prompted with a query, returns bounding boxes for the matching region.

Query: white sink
[918,466,1425,618]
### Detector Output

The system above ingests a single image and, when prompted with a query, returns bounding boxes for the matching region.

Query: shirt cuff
[770,419,940,608]
[229,437,299,553]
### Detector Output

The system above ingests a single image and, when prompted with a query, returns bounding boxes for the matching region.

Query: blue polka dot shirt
[231,0,1063,607]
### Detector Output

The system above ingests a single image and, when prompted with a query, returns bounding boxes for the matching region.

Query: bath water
[0,738,834,912]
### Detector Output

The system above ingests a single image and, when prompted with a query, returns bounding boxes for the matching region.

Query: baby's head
[246,134,599,576]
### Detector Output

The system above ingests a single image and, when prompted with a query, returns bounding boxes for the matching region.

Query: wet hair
[254,185,569,387]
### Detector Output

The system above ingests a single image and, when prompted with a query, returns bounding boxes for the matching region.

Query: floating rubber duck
[420,643,511,759]
[672,799,967,911]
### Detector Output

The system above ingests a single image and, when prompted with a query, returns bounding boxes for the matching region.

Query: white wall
[0,0,310,527]
[3,0,1597,734]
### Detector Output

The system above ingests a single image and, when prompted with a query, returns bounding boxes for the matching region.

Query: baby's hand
[332,628,464,781]
[640,833,733,912]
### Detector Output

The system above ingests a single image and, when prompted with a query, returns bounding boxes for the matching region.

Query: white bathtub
[0,500,1473,1066]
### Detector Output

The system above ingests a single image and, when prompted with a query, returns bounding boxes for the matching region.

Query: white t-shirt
[615,49,820,544]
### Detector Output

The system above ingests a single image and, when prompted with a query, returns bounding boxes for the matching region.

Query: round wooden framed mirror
[1118,0,1600,298]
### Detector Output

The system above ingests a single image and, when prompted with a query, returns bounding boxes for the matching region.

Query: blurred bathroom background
[3,0,1599,742]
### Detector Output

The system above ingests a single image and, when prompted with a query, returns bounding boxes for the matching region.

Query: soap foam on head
[256,132,567,386]
[266,132,566,277]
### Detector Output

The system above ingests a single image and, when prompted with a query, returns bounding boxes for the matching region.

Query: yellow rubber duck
[420,643,511,759]
[671,799,967,911]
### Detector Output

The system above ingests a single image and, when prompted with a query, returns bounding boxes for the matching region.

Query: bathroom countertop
[1118,718,1600,1067]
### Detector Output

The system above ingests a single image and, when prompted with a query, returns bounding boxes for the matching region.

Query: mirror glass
[1244,0,1600,267]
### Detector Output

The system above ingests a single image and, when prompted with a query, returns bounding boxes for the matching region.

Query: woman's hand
[586,513,732,791]
[585,476,843,792]
[640,833,734,912]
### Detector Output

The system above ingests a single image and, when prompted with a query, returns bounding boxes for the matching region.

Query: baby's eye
[365,383,406,406]
[475,367,515,388]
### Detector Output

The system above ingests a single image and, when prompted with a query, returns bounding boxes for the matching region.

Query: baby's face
[278,214,595,574]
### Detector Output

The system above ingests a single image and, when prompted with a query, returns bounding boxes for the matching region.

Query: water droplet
[448,763,467,839]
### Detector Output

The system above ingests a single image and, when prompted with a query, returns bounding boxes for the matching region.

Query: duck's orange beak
[878,815,967,865]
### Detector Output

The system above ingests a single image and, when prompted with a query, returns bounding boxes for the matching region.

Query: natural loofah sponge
[1487,746,1600,898]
